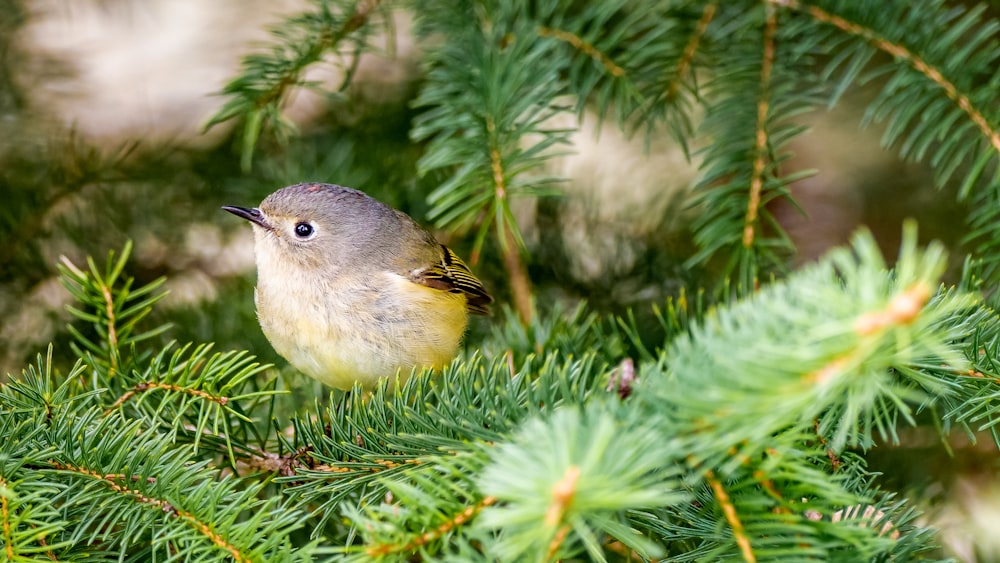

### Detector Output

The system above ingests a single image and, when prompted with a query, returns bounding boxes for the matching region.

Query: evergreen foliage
[6,227,994,560]
[8,0,1000,560]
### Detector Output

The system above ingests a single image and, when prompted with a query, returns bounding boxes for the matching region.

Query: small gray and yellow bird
[223,183,492,390]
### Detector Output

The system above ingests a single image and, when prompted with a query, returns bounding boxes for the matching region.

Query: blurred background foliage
[1,0,1000,559]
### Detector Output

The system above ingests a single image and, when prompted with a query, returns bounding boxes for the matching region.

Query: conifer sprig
[264,225,965,560]
[771,0,1000,280]
[58,244,284,465]
[410,1,574,324]
[57,240,170,377]
[477,406,684,561]
[927,299,1000,448]
[206,0,390,171]
[0,246,304,559]
[208,0,1000,294]
[648,223,974,469]
[685,3,824,287]
[277,351,609,534]
[6,224,975,559]
[44,413,310,562]
[627,224,966,561]
[0,419,70,561]
[104,342,280,465]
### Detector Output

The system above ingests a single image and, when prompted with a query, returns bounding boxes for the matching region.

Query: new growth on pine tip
[57,240,170,376]
[648,222,978,470]
[476,406,685,561]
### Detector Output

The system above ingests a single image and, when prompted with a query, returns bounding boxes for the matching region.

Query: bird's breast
[254,270,469,389]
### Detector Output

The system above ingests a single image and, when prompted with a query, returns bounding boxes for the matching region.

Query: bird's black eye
[294,222,315,239]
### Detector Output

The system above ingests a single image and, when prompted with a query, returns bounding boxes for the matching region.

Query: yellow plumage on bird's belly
[255,272,469,390]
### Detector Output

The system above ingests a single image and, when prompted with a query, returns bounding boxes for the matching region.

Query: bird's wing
[409,245,493,315]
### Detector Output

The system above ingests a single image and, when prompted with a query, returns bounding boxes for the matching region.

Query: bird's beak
[222,206,271,230]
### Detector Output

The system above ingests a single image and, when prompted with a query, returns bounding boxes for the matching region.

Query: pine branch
[0,418,69,561]
[0,355,312,561]
[57,241,169,378]
[628,0,719,155]
[705,471,755,563]
[922,295,1000,448]
[43,412,311,561]
[772,0,1000,280]
[276,351,612,533]
[653,222,974,467]
[411,2,575,324]
[685,3,821,288]
[343,452,493,560]
[56,244,284,466]
[537,27,625,79]
[742,3,778,253]
[777,0,1000,156]
[476,405,683,561]
[206,0,389,170]
[339,403,684,561]
[667,2,717,104]
[9,219,975,558]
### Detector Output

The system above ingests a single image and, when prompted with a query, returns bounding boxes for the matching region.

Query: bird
[223,182,492,390]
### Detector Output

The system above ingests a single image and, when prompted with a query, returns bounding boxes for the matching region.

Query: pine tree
[5,0,1000,560]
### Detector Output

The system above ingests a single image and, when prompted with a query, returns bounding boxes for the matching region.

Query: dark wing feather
[411,245,493,315]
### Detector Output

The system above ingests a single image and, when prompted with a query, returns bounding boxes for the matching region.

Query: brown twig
[311,457,419,475]
[99,473,158,485]
[706,470,756,563]
[853,282,931,335]
[538,27,625,77]
[805,282,932,387]
[666,2,718,100]
[100,283,119,372]
[743,4,777,249]
[813,420,841,472]
[49,461,253,562]
[752,469,786,508]
[771,0,1000,154]
[33,528,57,561]
[545,524,573,561]
[535,465,583,559]
[486,118,535,326]
[364,495,497,557]
[105,381,230,416]
[545,465,581,526]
